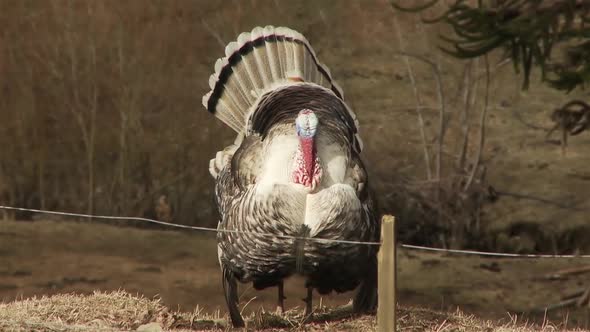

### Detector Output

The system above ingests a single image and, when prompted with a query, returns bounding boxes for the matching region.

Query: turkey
[203,26,380,328]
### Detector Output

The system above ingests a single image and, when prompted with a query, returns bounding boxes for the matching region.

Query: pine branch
[390,0,590,91]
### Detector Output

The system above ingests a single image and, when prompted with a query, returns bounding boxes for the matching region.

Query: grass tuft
[1,291,586,331]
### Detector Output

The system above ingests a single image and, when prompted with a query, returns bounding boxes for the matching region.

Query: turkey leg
[303,287,313,317]
[222,266,245,327]
[353,253,378,313]
[276,281,286,314]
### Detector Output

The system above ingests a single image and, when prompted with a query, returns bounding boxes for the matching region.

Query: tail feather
[209,135,243,178]
[263,27,281,82]
[218,100,244,133]
[203,25,345,133]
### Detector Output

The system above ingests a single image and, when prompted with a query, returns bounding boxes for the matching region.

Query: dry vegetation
[3,0,590,330]
[3,219,590,331]
[0,1,227,225]
[1,290,584,332]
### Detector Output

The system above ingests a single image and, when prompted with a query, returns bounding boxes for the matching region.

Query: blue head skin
[292,109,321,189]
[295,109,318,139]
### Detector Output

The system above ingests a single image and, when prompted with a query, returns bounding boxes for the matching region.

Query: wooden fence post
[378,215,396,332]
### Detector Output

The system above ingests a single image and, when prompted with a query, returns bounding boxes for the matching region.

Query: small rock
[136,322,163,332]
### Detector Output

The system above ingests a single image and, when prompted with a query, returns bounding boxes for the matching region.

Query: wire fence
[0,205,380,246]
[400,244,590,258]
[2,205,590,258]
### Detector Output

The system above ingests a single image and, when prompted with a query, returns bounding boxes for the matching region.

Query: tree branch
[392,16,433,180]
[464,55,490,192]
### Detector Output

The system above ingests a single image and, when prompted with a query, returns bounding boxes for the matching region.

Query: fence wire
[3,205,590,258]
[0,205,380,246]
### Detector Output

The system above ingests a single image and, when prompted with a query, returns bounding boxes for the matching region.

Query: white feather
[304,184,361,235]
[224,41,238,58]
[208,74,216,90]
[214,58,223,74]
[317,141,348,186]
[258,134,298,186]
[202,92,212,108]
[202,26,356,138]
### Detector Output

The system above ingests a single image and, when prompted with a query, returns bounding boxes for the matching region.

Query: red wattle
[299,137,315,180]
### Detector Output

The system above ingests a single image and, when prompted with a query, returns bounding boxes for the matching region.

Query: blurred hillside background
[2,0,590,327]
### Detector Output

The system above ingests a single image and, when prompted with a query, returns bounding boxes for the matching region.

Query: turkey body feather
[203,26,379,328]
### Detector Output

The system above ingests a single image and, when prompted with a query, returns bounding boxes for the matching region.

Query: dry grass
[0,291,223,332]
[4,219,590,329]
[0,291,586,331]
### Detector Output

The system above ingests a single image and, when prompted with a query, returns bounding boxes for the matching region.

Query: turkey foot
[276,281,286,314]
[302,287,313,320]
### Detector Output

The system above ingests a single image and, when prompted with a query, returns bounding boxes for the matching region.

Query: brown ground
[1,290,585,331]
[1,219,590,330]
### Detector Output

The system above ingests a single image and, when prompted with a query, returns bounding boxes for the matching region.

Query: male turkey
[203,26,379,327]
